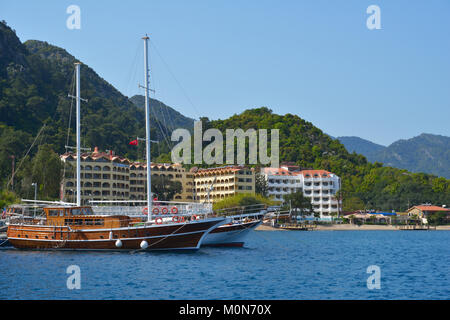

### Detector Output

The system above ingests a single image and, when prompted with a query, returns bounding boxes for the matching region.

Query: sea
[0,230,448,300]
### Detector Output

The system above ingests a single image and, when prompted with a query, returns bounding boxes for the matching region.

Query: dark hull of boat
[7,219,224,251]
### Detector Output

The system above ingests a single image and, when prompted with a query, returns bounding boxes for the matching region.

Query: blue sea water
[0,231,448,300]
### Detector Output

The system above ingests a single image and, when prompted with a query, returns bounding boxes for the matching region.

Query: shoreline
[255,224,450,231]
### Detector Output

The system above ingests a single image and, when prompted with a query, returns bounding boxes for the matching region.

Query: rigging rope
[144,48,174,153]
[149,39,202,120]
[6,124,47,188]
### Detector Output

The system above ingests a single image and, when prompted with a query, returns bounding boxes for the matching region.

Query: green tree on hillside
[151,175,182,202]
[31,144,62,199]
[213,193,274,213]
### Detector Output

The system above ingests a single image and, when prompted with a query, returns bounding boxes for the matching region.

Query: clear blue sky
[1,0,449,146]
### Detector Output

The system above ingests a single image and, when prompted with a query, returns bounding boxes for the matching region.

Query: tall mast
[75,62,81,206]
[143,36,152,222]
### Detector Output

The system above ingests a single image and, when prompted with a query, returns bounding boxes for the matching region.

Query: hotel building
[192,166,256,203]
[129,162,194,202]
[60,147,194,204]
[261,165,341,218]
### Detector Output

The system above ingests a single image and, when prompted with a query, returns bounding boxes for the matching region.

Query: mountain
[337,136,386,157]
[374,134,450,179]
[207,108,449,211]
[0,20,172,189]
[338,134,450,179]
[129,95,194,131]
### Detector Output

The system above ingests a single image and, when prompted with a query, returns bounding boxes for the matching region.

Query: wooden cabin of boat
[43,206,142,229]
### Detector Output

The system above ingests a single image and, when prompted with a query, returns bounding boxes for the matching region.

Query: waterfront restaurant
[406,204,450,222]
[343,212,393,224]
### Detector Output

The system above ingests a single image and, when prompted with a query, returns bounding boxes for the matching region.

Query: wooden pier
[397,225,436,231]
[278,223,317,231]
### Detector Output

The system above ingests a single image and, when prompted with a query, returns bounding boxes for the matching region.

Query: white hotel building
[261,166,341,218]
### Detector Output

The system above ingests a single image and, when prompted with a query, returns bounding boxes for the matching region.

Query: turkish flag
[129,139,138,146]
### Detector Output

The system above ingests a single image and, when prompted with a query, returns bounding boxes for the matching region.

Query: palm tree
[283,191,313,222]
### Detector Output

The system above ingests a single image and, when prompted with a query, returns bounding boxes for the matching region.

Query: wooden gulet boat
[7,206,225,250]
[6,36,227,251]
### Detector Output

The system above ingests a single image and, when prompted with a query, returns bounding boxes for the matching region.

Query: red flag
[129,139,138,146]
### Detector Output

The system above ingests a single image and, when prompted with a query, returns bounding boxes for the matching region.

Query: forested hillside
[0,21,171,199]
[337,136,386,158]
[338,134,450,179]
[207,108,450,211]
[129,94,194,131]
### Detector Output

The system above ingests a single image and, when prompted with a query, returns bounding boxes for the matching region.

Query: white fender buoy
[115,239,122,248]
[109,231,113,240]
[140,240,148,249]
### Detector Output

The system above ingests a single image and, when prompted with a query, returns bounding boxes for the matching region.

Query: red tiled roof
[300,170,333,178]
[262,167,297,176]
[262,168,337,177]
[195,165,247,175]
[61,152,129,163]
[410,205,450,212]
[61,148,182,169]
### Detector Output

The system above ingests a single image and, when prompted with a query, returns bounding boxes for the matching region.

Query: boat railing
[90,202,213,217]
[215,204,267,216]
[8,215,46,225]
